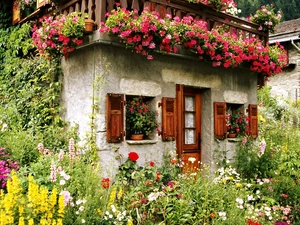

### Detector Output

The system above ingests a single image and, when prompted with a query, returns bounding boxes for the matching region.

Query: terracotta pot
[130,134,144,140]
[84,19,94,33]
[227,133,237,138]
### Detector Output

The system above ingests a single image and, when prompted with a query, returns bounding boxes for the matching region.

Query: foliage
[0,23,76,166]
[236,0,300,22]
[126,96,158,137]
[14,0,37,11]
[233,86,300,223]
[100,7,288,77]
[32,12,85,59]
[0,2,12,29]
[250,4,282,33]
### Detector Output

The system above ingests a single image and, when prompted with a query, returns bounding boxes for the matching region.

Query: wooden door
[176,85,202,173]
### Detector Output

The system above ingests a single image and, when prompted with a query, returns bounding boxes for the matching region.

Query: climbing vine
[0,22,76,166]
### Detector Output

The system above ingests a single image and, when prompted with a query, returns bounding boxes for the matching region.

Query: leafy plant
[126,96,158,137]
[250,4,282,33]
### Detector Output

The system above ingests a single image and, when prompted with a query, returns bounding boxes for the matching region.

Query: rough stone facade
[60,33,258,176]
[268,19,300,102]
[267,42,300,101]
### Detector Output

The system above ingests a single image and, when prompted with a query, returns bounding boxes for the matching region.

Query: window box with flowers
[226,107,248,138]
[100,6,288,77]
[32,12,86,59]
[214,102,257,140]
[126,96,158,140]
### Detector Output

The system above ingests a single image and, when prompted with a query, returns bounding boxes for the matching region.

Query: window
[125,95,157,140]
[214,102,258,139]
[106,94,161,143]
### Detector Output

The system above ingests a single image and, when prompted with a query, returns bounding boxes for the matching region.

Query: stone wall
[268,41,300,102]
[60,35,258,176]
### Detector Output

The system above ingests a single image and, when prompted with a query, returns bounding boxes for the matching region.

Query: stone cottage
[14,0,266,175]
[268,18,300,101]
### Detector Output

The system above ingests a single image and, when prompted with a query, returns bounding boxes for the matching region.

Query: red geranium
[128,151,139,161]
[101,177,110,188]
[248,219,262,225]
[149,161,155,167]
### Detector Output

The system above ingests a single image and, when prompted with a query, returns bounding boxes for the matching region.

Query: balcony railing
[14,0,269,44]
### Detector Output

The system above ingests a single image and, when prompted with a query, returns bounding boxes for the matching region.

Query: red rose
[149,161,155,167]
[128,151,139,161]
[101,178,110,188]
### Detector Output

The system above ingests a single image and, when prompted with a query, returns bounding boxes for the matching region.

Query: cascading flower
[32,12,85,59]
[100,7,288,77]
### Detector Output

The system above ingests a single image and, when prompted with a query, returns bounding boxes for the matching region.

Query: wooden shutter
[162,97,176,141]
[106,94,124,143]
[214,102,226,140]
[248,104,258,138]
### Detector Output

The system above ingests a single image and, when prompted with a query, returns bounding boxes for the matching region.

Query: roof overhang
[269,32,300,44]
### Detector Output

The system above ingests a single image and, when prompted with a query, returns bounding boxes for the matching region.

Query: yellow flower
[108,187,117,207]
[28,218,34,225]
[97,208,103,215]
[127,218,133,225]
[236,183,243,188]
[19,217,25,225]
[117,187,123,200]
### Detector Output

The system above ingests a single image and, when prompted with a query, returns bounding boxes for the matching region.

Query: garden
[0,1,298,224]
[1,86,300,225]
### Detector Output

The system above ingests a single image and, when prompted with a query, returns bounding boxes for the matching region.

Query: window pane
[185,96,194,111]
[185,129,195,144]
[185,113,195,128]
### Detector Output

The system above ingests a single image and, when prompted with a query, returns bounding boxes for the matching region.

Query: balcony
[13,0,268,44]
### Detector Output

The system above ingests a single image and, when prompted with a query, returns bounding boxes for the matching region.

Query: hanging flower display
[249,4,282,34]
[99,7,288,77]
[32,12,85,59]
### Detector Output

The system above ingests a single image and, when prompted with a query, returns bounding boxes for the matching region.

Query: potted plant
[226,108,248,138]
[249,4,282,34]
[32,12,85,59]
[126,96,158,140]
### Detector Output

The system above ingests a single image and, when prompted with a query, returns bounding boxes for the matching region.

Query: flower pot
[227,133,237,138]
[84,19,94,33]
[130,134,144,140]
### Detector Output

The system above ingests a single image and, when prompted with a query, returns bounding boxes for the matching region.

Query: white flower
[247,195,255,201]
[79,206,85,211]
[111,205,116,213]
[218,211,227,220]
[81,219,85,223]
[60,179,66,185]
[236,198,244,205]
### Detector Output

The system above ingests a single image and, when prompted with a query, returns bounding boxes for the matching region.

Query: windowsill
[227,138,242,142]
[126,140,158,145]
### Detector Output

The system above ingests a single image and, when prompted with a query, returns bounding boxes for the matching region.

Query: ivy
[0,22,76,166]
